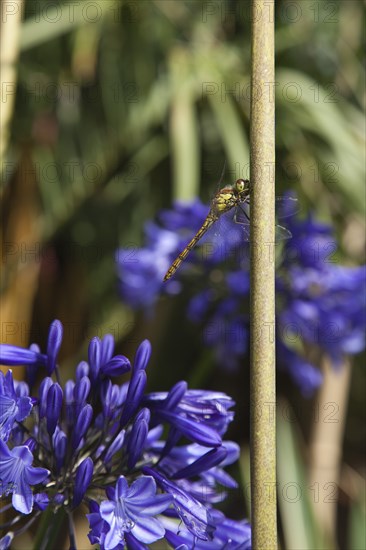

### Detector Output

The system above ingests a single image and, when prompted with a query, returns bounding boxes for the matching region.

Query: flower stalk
[250,0,277,548]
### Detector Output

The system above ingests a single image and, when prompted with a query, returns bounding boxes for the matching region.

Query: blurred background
[1,0,365,548]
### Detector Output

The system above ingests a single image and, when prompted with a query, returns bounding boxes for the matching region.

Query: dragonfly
[163,178,297,282]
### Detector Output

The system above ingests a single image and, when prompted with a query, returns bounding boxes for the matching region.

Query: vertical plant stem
[0,0,24,163]
[309,356,351,544]
[249,1,277,548]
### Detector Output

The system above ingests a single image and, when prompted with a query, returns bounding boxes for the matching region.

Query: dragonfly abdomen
[163,213,217,281]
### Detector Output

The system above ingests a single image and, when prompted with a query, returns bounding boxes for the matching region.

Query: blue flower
[0,371,32,442]
[46,320,63,374]
[88,335,130,381]
[46,382,63,437]
[158,199,208,232]
[0,344,47,369]
[126,408,150,469]
[277,341,323,396]
[0,533,14,550]
[87,501,110,547]
[0,321,250,548]
[117,197,366,396]
[179,441,239,484]
[0,319,63,376]
[157,441,239,505]
[95,475,172,548]
[163,510,252,549]
[116,224,179,310]
[73,457,94,508]
[0,440,49,514]
[283,213,337,269]
[279,265,366,361]
[144,467,215,542]
[145,386,234,442]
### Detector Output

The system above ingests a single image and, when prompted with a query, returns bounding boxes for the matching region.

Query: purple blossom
[277,341,323,396]
[0,371,32,442]
[0,319,63,376]
[0,533,14,550]
[148,441,238,506]
[87,501,110,547]
[73,375,91,411]
[73,457,94,507]
[0,440,49,514]
[96,475,172,548]
[0,321,249,547]
[88,335,130,381]
[126,408,150,469]
[34,492,50,511]
[72,404,93,449]
[279,265,366,361]
[0,345,47,369]
[46,320,63,374]
[116,247,168,310]
[144,467,215,541]
[117,197,366,395]
[163,510,252,549]
[283,214,337,269]
[46,383,63,436]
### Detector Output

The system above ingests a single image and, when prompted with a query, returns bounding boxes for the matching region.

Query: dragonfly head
[235,179,250,195]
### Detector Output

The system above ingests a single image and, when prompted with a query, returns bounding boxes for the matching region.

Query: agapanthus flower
[0,532,13,550]
[0,320,251,549]
[163,510,252,549]
[0,371,32,442]
[0,440,49,514]
[0,319,63,380]
[116,196,366,395]
[88,475,172,548]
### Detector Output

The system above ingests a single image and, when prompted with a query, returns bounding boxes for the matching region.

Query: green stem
[33,506,66,550]
[249,1,277,548]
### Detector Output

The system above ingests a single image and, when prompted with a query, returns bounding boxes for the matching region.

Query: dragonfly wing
[233,204,293,242]
[242,196,299,221]
[275,223,292,240]
[240,225,251,242]
[234,202,251,226]
[275,196,299,219]
[199,210,250,265]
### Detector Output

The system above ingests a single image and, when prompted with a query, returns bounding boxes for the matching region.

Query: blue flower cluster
[0,321,251,550]
[116,198,366,395]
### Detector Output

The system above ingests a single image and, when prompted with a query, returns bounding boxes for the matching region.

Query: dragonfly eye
[235,179,249,193]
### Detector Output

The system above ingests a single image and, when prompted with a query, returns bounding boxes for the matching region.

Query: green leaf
[20,1,113,50]
[276,69,366,214]
[348,484,366,549]
[208,92,249,178]
[168,48,200,201]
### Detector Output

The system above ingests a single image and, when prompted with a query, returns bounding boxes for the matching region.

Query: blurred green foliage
[4,0,364,330]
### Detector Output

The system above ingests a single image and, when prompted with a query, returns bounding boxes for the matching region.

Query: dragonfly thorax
[212,180,250,217]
